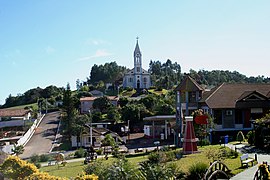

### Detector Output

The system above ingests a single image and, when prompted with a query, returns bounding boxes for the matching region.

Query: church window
[144,77,147,82]
[137,76,139,78]
[137,67,140,72]
[129,78,133,82]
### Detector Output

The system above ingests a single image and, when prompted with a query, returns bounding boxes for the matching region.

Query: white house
[0,109,32,121]
[80,96,119,114]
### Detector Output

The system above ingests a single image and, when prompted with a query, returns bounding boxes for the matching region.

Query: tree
[92,96,112,113]
[12,144,24,156]
[101,134,116,154]
[107,106,121,123]
[62,83,77,139]
[71,114,90,148]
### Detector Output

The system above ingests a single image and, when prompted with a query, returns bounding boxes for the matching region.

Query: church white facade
[123,38,151,89]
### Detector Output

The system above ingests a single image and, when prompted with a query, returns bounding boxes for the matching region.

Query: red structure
[183,116,198,154]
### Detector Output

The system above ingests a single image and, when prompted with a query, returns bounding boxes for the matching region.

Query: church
[123,38,151,89]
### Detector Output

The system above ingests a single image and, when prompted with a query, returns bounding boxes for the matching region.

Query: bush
[247,131,255,145]
[74,148,86,158]
[96,148,103,155]
[39,154,50,162]
[34,162,41,169]
[75,174,98,180]
[236,131,245,143]
[186,162,208,180]
[148,152,161,164]
[30,154,39,163]
[198,139,211,146]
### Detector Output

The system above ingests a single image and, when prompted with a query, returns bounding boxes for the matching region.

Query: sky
[0,1,270,105]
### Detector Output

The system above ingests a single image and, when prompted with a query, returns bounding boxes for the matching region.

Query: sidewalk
[226,143,270,179]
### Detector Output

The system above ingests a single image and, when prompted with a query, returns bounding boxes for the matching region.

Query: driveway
[20,111,60,159]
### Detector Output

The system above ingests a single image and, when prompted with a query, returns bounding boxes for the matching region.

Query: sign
[195,115,208,125]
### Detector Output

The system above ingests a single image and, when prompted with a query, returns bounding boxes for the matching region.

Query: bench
[240,154,254,167]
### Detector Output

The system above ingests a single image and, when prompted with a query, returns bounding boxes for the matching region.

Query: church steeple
[134,37,141,56]
[134,37,142,67]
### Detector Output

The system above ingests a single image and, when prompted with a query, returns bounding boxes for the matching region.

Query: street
[19,111,60,159]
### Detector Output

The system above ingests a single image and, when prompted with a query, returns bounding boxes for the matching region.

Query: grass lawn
[6,103,38,110]
[40,145,244,178]
[148,89,168,95]
[173,145,244,175]
[121,89,136,97]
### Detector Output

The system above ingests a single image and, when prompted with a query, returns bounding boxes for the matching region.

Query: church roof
[134,38,141,56]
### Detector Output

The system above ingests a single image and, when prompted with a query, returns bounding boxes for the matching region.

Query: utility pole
[89,110,93,146]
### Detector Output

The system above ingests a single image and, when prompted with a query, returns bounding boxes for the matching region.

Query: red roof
[80,96,119,102]
[0,109,31,117]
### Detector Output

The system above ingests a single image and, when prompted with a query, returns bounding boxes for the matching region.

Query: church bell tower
[134,37,142,89]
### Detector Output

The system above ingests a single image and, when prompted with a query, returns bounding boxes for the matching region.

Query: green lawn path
[40,145,244,178]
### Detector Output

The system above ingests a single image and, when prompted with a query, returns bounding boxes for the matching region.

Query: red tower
[183,116,198,154]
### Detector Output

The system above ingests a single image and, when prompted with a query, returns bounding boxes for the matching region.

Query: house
[123,38,151,89]
[143,115,176,140]
[90,90,104,97]
[80,96,119,114]
[0,109,32,121]
[71,123,123,148]
[175,75,270,142]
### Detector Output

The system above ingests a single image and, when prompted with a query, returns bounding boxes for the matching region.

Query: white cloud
[76,49,112,62]
[85,39,111,46]
[45,46,56,54]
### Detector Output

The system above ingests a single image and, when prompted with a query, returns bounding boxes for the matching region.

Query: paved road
[226,143,270,180]
[20,112,60,159]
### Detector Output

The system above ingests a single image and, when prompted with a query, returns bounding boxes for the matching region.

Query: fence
[0,114,45,154]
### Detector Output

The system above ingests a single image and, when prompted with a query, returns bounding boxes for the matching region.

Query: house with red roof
[80,96,119,114]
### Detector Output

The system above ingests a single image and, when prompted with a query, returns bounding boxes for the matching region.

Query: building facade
[123,38,151,89]
[175,75,270,143]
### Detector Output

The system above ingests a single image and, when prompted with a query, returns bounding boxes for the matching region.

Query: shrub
[30,154,40,163]
[34,162,41,169]
[205,148,226,162]
[75,174,98,180]
[186,162,208,180]
[236,131,245,143]
[198,139,211,146]
[165,151,176,162]
[247,131,255,145]
[0,156,38,179]
[39,154,50,162]
[74,148,86,158]
[96,148,103,155]
[29,172,67,180]
[148,152,161,164]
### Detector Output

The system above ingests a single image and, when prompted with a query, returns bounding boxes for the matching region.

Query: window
[144,77,147,82]
[188,91,197,103]
[137,67,140,72]
[225,110,233,116]
[129,78,133,82]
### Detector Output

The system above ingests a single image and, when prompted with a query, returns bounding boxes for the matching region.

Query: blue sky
[0,1,270,104]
